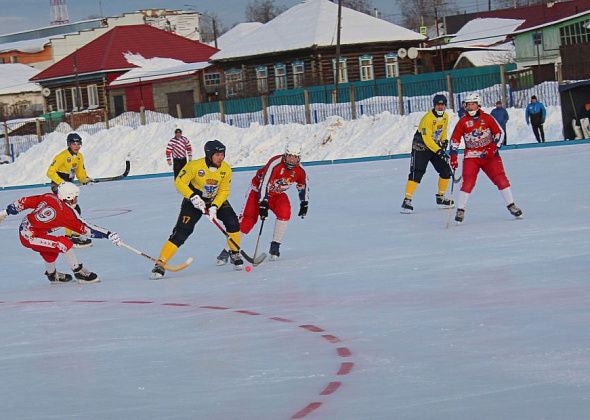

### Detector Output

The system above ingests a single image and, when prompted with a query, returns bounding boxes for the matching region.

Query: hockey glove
[0,209,7,224]
[190,194,206,212]
[436,148,449,161]
[108,232,122,246]
[6,203,19,215]
[449,153,458,170]
[298,201,309,218]
[83,178,96,185]
[207,205,218,222]
[259,200,269,220]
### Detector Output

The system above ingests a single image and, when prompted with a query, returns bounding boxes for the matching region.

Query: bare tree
[399,0,454,33]
[199,12,228,44]
[245,0,287,23]
[341,0,374,15]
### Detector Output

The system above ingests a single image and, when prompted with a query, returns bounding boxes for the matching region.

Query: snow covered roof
[453,43,515,68]
[110,53,209,86]
[0,64,41,95]
[211,0,424,61]
[0,37,56,54]
[444,18,525,49]
[210,22,264,50]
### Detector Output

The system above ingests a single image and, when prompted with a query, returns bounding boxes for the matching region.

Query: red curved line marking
[269,316,293,323]
[337,347,352,357]
[299,324,324,332]
[234,310,260,315]
[74,300,107,303]
[337,362,354,376]
[200,305,229,310]
[162,303,191,307]
[291,402,322,419]
[322,334,341,343]
[18,300,56,304]
[320,381,341,396]
[121,300,153,304]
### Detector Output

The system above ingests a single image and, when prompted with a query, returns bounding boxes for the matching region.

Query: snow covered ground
[1,141,589,419]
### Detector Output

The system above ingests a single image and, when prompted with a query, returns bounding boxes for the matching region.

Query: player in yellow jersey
[150,140,243,279]
[401,94,454,213]
[47,132,95,247]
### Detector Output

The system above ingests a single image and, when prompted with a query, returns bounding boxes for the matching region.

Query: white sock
[64,249,80,270]
[500,187,514,206]
[272,220,289,243]
[457,191,471,209]
[45,262,56,274]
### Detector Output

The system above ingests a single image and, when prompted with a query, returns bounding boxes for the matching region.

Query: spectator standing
[166,128,193,178]
[490,100,509,145]
[525,95,547,143]
[580,103,590,139]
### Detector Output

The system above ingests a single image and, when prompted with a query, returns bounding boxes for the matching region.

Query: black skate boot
[455,208,465,223]
[436,194,454,208]
[68,234,92,248]
[149,264,165,280]
[507,203,523,218]
[73,264,100,284]
[269,241,281,261]
[216,249,230,266]
[45,270,73,283]
[229,251,243,270]
[400,198,413,214]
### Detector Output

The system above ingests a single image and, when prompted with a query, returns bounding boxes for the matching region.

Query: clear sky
[0,0,492,36]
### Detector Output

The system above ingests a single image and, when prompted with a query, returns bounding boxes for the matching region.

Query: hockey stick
[120,241,193,272]
[445,169,457,229]
[209,217,266,266]
[93,160,131,183]
[251,218,266,262]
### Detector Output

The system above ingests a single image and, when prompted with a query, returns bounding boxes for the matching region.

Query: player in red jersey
[0,182,122,283]
[449,93,523,223]
[217,142,309,263]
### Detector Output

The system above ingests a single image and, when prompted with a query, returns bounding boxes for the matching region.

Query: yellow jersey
[175,157,232,208]
[416,110,449,153]
[47,149,89,185]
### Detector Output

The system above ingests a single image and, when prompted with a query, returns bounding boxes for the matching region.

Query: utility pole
[334,0,342,102]
[435,6,444,71]
[212,16,218,49]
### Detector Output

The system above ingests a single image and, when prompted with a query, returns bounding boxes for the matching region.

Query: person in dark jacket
[457,101,467,119]
[525,95,547,143]
[491,100,509,145]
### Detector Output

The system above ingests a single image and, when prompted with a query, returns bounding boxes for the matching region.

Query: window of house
[87,84,99,108]
[70,87,83,111]
[10,56,18,63]
[274,64,287,90]
[204,72,220,87]
[332,58,348,83]
[359,55,374,81]
[56,89,66,111]
[256,66,268,93]
[224,69,243,97]
[292,61,305,88]
[559,20,590,46]
[384,53,399,78]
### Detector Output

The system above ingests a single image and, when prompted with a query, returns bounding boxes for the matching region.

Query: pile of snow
[0,64,41,95]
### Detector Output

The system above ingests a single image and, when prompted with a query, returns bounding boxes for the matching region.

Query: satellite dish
[408,47,418,59]
[397,48,407,59]
[41,87,51,97]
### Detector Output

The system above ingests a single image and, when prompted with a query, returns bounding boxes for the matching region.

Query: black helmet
[204,140,226,167]
[433,94,447,106]
[66,132,82,146]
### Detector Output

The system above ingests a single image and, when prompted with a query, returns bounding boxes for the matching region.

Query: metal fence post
[397,78,405,116]
[500,64,508,108]
[446,74,455,112]
[104,109,110,130]
[304,90,312,124]
[140,106,146,125]
[36,119,42,143]
[219,100,225,123]
[3,121,9,157]
[350,85,357,120]
[261,95,269,125]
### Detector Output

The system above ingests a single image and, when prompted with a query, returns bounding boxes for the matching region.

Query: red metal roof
[475,0,590,32]
[32,25,218,81]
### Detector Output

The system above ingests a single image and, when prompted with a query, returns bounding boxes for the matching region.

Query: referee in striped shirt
[166,128,193,178]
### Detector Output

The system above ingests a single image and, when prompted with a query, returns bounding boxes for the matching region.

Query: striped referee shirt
[166,135,193,160]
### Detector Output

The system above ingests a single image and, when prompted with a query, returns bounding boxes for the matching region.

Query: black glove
[436,148,449,160]
[298,201,308,218]
[259,199,269,220]
[440,140,449,150]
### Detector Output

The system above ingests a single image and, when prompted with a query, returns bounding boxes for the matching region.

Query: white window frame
[292,61,305,88]
[332,58,348,83]
[70,87,83,111]
[359,55,374,81]
[274,64,287,90]
[385,53,399,78]
[224,69,243,97]
[204,72,220,87]
[87,84,99,109]
[56,88,66,111]
[256,66,268,93]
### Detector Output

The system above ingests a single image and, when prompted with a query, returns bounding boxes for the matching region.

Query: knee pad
[224,215,240,233]
[169,226,192,247]
[409,169,425,183]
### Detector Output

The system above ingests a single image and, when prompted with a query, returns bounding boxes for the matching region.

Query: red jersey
[13,193,109,238]
[251,155,309,201]
[450,110,502,159]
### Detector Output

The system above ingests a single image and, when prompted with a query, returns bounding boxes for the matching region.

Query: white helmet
[57,182,80,202]
[284,141,303,157]
[464,93,481,106]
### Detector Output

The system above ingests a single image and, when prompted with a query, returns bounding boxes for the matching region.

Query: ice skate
[455,208,465,223]
[400,198,413,214]
[436,194,454,208]
[45,270,73,283]
[269,241,281,261]
[507,203,523,218]
[216,249,230,266]
[68,234,92,248]
[73,264,100,284]
[149,264,165,280]
[229,251,243,270]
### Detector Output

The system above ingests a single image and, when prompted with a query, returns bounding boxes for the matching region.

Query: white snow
[110,53,210,86]
[446,18,525,49]
[454,44,515,68]
[0,63,41,95]
[210,22,263,50]
[0,105,564,188]
[0,140,589,419]
[0,36,53,54]
[211,0,425,61]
